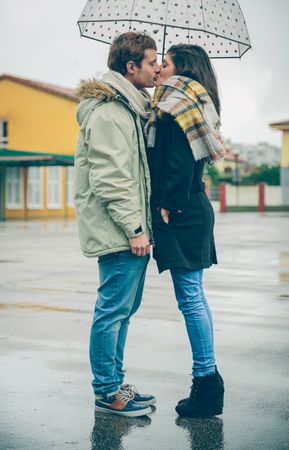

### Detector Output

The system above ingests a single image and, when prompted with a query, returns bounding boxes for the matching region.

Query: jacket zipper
[132,115,153,243]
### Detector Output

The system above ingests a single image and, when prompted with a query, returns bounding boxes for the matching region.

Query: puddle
[0,303,88,314]
[279,253,289,283]
[279,252,289,266]
[0,260,21,263]
[279,272,289,283]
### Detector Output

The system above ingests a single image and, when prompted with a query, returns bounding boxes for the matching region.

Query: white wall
[226,185,258,206]
[265,186,282,206]
[225,185,282,206]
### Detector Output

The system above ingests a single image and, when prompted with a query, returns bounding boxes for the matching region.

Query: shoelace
[190,379,201,400]
[122,384,138,397]
[118,387,135,402]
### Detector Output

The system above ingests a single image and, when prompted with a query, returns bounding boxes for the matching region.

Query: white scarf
[101,70,151,120]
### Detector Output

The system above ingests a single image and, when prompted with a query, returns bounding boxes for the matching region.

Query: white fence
[226,185,258,206]
[219,184,282,209]
[265,186,282,206]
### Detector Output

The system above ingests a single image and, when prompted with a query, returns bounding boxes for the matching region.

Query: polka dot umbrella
[77,0,251,59]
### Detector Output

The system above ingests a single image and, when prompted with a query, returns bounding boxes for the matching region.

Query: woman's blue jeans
[90,251,149,396]
[170,268,215,377]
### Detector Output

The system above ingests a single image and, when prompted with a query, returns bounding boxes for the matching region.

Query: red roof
[0,73,78,102]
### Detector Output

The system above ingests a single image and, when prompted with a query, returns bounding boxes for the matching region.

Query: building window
[6,167,23,209]
[0,120,8,146]
[66,166,74,207]
[47,166,62,209]
[27,167,43,209]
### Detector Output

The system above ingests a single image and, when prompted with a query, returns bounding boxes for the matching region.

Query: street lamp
[232,149,241,205]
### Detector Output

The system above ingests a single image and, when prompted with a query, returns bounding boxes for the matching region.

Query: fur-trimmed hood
[76,78,117,101]
[76,78,123,126]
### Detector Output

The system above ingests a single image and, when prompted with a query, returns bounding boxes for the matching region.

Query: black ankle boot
[178,367,224,405]
[175,369,224,418]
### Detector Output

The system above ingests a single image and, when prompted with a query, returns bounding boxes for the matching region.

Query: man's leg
[90,251,149,396]
[115,255,148,384]
[114,255,156,406]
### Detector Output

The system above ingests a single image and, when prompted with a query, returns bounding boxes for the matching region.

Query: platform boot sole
[176,393,224,418]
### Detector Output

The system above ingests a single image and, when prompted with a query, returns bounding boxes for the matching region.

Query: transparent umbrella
[77,0,251,59]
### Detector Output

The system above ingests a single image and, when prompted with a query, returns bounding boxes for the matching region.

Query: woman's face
[155,53,176,87]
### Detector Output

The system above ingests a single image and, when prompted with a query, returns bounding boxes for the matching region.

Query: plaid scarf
[146,76,225,165]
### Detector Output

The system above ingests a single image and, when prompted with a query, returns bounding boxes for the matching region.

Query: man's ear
[126,61,136,75]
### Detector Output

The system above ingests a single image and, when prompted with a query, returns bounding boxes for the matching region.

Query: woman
[146,44,225,418]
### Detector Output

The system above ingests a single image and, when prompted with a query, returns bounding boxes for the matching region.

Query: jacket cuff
[123,224,144,239]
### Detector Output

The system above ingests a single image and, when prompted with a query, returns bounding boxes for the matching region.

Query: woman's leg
[200,283,214,349]
[170,268,215,377]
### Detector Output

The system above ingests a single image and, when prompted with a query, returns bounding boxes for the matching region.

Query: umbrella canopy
[77,0,251,58]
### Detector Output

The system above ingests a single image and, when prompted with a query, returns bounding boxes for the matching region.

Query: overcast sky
[1,0,288,147]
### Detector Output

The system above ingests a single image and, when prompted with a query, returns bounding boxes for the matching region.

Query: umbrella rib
[162,25,167,59]
[162,0,170,57]
[235,0,252,47]
[200,0,206,32]
[129,0,137,31]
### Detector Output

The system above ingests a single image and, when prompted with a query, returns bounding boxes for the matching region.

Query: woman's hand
[160,208,170,224]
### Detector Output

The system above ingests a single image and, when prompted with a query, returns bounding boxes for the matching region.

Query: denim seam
[97,253,122,395]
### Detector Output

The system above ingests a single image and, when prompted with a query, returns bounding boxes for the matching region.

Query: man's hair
[108,32,157,76]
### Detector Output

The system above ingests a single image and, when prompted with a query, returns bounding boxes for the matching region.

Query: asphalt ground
[0,212,289,450]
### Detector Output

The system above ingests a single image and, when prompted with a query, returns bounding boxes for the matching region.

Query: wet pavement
[0,212,289,450]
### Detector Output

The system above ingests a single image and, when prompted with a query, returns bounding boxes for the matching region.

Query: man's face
[155,53,176,87]
[127,49,160,89]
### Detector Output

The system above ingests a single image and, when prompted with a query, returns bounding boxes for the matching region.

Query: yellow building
[0,74,79,220]
[270,119,289,205]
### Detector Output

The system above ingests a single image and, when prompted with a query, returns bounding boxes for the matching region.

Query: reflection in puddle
[279,252,289,283]
[278,294,289,300]
[176,417,224,450]
[0,303,76,313]
[279,272,289,283]
[90,413,151,450]
[279,253,289,266]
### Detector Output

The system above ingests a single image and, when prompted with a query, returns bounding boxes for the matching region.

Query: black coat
[146,114,217,273]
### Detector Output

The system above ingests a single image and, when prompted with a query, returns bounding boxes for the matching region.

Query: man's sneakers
[121,384,156,406]
[95,387,152,417]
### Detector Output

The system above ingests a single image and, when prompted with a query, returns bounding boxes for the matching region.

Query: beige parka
[74,79,152,257]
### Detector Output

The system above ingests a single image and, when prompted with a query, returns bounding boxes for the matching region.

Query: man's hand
[129,233,150,256]
[160,208,170,224]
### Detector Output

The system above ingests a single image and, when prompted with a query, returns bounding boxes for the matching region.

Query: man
[74,32,160,417]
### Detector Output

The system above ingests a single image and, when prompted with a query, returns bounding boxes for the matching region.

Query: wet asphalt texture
[0,212,289,450]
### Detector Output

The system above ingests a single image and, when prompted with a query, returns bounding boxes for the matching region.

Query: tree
[242,165,280,186]
[205,165,220,185]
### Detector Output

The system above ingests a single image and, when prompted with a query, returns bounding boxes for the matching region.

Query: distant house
[227,142,280,167]
[0,74,79,220]
[270,119,289,205]
[215,142,247,182]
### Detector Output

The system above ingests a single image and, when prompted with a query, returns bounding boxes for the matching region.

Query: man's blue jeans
[90,250,149,396]
[170,268,215,377]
